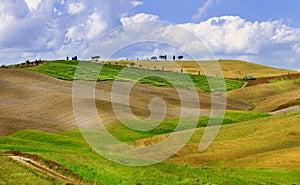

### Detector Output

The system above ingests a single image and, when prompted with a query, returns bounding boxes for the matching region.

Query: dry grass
[115,60,297,78]
[176,60,297,78]
[131,111,300,168]
[227,79,300,112]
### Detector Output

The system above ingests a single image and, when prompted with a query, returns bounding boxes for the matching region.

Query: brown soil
[0,68,249,136]
[245,73,300,87]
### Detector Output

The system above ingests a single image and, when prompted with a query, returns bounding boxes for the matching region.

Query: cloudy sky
[1,0,300,70]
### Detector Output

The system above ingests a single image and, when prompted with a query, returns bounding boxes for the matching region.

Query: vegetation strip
[24,60,244,92]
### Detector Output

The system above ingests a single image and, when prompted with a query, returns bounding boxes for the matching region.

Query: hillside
[108,110,300,169]
[0,68,249,136]
[1,60,300,184]
[115,59,297,78]
[0,111,299,184]
[177,60,297,78]
[24,60,244,92]
[227,78,300,112]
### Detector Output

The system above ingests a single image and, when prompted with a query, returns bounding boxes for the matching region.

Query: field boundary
[245,73,300,87]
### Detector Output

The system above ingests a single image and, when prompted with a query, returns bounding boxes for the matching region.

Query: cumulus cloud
[0,1,300,70]
[0,0,137,64]
[180,16,300,55]
[131,1,143,7]
[115,14,300,69]
[192,0,214,21]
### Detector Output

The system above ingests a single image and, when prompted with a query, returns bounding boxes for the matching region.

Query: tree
[91,56,100,61]
[25,60,30,66]
[173,56,176,60]
[159,55,167,60]
[178,56,183,60]
[151,56,157,60]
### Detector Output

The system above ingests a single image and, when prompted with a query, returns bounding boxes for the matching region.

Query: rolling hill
[115,59,298,78]
[0,67,249,136]
[227,78,300,112]
[1,60,300,184]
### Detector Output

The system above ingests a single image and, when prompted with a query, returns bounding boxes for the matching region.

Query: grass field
[25,60,243,92]
[106,110,270,142]
[115,60,298,78]
[1,59,300,184]
[0,110,299,184]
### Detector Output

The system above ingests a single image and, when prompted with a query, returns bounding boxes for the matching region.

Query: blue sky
[0,0,300,70]
[138,0,300,26]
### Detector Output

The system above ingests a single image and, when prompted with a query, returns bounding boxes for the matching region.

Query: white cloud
[180,16,300,55]
[24,0,42,11]
[192,0,214,21]
[0,1,299,70]
[131,1,143,7]
[293,44,300,54]
[0,0,135,64]
[67,2,85,15]
[115,15,300,69]
[120,13,159,25]
[86,12,107,40]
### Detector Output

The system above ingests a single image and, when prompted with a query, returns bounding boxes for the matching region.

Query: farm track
[3,154,84,185]
[270,105,300,115]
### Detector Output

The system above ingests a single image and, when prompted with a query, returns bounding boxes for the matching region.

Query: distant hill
[114,59,298,78]
[176,60,298,78]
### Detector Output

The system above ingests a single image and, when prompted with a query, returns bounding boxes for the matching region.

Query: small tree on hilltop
[91,56,101,61]
[178,56,183,60]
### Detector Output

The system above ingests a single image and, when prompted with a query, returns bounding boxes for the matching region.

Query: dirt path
[269,106,300,115]
[5,154,84,185]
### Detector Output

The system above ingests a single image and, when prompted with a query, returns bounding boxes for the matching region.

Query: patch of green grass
[106,110,270,142]
[0,129,299,185]
[25,60,243,92]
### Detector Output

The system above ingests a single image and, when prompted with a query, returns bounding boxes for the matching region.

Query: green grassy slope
[1,129,299,185]
[25,60,243,92]
[1,111,299,184]
[106,110,270,142]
